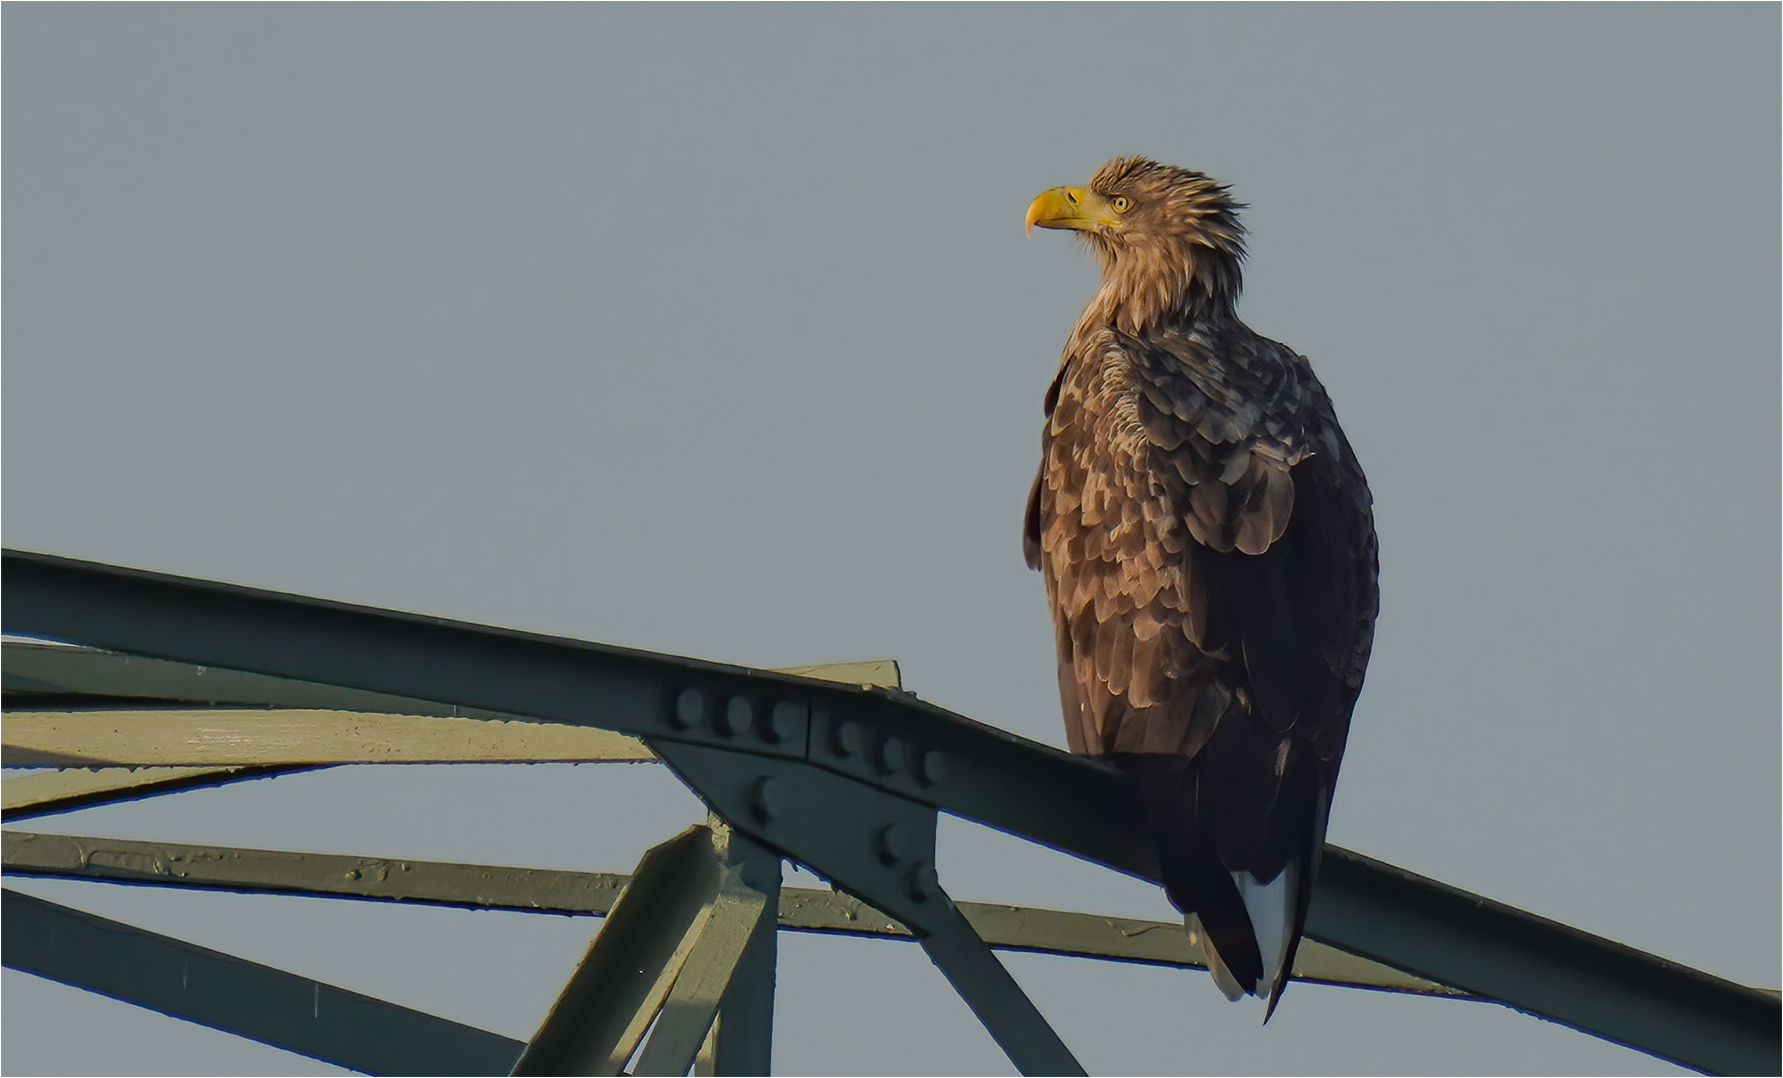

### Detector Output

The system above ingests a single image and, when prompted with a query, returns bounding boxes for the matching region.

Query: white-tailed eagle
[1025,157,1379,1016]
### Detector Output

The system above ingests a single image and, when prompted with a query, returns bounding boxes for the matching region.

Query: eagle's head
[1027,156,1247,334]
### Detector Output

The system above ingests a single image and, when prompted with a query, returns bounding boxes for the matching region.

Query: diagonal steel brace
[632,825,780,1077]
[510,822,779,1077]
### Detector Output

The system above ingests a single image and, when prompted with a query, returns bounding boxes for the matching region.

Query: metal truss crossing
[3,550,1777,1075]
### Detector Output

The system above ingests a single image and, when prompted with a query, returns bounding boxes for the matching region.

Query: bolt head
[721,695,754,737]
[767,700,802,743]
[751,776,778,822]
[875,823,903,865]
[906,861,937,903]
[672,688,705,730]
[919,749,947,786]
[879,736,906,774]
[833,720,863,757]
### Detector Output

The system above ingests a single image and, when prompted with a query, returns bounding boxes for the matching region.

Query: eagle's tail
[1189,864,1297,1009]
[1113,751,1314,1013]
[1188,914,1246,1001]
[1237,864,1299,1011]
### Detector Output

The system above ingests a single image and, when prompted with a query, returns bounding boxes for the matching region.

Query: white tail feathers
[1188,913,1247,1000]
[1236,863,1298,998]
[1186,864,1301,1003]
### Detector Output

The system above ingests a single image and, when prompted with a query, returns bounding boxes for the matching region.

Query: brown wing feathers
[1025,158,1377,1014]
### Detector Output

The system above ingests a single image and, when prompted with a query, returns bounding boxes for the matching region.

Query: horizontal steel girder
[3,706,653,767]
[3,888,523,1075]
[5,549,1779,1075]
[4,641,897,769]
[0,830,1458,996]
[3,550,1156,876]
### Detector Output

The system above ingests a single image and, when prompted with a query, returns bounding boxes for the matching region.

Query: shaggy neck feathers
[1079,156,1248,336]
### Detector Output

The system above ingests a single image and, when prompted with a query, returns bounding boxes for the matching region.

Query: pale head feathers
[1080,156,1248,335]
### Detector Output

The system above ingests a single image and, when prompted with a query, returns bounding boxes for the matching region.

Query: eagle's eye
[1110,195,1133,214]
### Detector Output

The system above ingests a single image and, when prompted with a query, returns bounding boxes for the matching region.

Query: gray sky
[4,5,1777,1075]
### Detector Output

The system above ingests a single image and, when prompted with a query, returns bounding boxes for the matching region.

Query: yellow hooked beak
[1025,185,1118,236]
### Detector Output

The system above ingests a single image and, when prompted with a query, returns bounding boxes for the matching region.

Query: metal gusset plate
[653,740,1086,1077]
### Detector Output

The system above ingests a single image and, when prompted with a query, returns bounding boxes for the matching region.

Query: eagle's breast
[1034,326,1314,755]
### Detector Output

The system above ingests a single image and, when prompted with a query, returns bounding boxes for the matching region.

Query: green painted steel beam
[2,549,1159,878]
[4,640,902,707]
[2,888,523,1075]
[5,549,1777,1075]
[2,642,890,770]
[1310,850,1779,1076]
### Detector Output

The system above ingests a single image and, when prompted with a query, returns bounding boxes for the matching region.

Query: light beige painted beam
[3,830,1467,998]
[2,709,655,767]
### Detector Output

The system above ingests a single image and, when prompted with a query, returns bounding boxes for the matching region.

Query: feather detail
[1027,157,1377,1015]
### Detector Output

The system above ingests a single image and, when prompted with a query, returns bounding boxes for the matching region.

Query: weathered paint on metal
[2,831,634,914]
[3,707,655,766]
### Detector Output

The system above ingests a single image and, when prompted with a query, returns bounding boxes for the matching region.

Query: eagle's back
[1025,317,1378,1006]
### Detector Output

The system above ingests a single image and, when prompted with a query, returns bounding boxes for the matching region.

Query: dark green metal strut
[4,548,1778,1075]
[3,888,524,1075]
